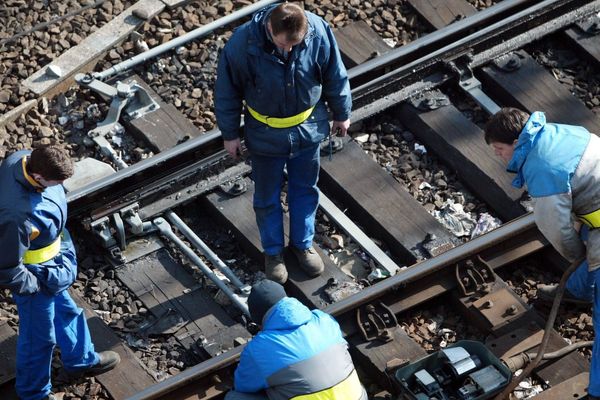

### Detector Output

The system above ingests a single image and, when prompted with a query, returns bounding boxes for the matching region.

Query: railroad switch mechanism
[446,55,501,115]
[453,257,530,334]
[75,73,160,170]
[357,302,398,343]
[576,13,600,35]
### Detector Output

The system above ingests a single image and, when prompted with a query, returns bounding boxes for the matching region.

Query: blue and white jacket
[0,150,77,295]
[215,5,352,157]
[234,297,366,400]
[508,112,600,269]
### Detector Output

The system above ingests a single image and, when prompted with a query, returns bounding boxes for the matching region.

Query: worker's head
[248,279,287,325]
[484,107,530,164]
[267,3,308,52]
[28,145,74,188]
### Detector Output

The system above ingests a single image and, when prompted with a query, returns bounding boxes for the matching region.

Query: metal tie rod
[152,217,250,317]
[94,0,279,81]
[165,210,250,294]
[319,193,400,276]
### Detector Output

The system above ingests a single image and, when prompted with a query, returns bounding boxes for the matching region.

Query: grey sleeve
[534,194,585,262]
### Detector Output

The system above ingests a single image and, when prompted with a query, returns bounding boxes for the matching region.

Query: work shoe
[67,350,121,378]
[537,284,591,306]
[291,246,324,277]
[265,253,288,284]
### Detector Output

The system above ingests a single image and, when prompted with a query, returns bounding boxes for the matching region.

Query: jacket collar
[15,156,44,192]
[507,111,546,188]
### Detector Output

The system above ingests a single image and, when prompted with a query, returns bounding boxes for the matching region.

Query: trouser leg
[287,145,320,250]
[251,154,287,255]
[566,260,595,302]
[55,290,99,371]
[14,291,55,400]
[589,269,600,396]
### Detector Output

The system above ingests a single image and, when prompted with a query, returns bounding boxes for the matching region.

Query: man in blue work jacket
[485,108,600,400]
[215,2,352,284]
[0,146,120,400]
[226,279,367,400]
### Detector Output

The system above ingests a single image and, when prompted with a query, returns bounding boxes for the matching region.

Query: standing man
[0,146,120,400]
[215,2,351,284]
[485,108,600,400]
[226,279,367,400]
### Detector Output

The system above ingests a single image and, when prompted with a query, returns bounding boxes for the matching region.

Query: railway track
[2,0,600,399]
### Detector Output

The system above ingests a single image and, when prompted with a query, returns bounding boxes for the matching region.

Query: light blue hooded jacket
[508,112,600,269]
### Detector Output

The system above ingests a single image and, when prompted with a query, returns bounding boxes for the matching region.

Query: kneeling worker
[226,280,367,400]
[0,146,120,400]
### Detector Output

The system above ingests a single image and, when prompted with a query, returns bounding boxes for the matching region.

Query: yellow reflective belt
[291,370,363,400]
[23,236,61,264]
[578,209,600,229]
[247,105,314,129]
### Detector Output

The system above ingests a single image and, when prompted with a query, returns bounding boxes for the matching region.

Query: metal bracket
[492,52,522,72]
[112,212,126,250]
[357,302,398,343]
[75,73,160,170]
[120,203,144,234]
[447,55,501,115]
[576,13,600,35]
[219,178,248,197]
[90,216,116,249]
[456,256,495,297]
[409,90,450,111]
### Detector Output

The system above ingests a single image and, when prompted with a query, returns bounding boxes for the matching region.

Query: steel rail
[351,0,599,108]
[126,213,536,400]
[93,0,279,81]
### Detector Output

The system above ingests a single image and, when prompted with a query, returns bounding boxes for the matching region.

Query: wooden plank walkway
[319,139,458,264]
[398,102,524,221]
[22,0,166,97]
[117,248,248,358]
[564,27,600,63]
[335,20,392,68]
[204,179,352,310]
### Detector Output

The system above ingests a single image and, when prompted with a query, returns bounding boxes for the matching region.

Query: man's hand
[332,119,350,137]
[224,138,242,159]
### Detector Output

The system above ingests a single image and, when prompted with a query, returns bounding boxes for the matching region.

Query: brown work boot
[537,284,591,306]
[291,246,324,277]
[265,253,288,284]
[66,351,121,379]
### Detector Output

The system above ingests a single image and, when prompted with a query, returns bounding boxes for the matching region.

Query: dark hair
[269,3,308,43]
[248,279,287,324]
[484,107,530,144]
[29,146,74,180]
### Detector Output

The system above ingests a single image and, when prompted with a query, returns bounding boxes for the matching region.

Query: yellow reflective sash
[247,105,314,129]
[23,236,61,264]
[291,370,363,400]
[578,209,600,229]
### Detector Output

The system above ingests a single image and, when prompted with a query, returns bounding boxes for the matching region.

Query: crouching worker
[484,108,600,399]
[226,280,367,400]
[0,146,120,400]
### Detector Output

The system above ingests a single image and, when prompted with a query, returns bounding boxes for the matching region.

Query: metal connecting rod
[94,0,279,81]
[165,210,250,294]
[152,217,250,317]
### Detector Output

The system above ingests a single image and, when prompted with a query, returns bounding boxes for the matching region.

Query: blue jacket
[234,297,366,400]
[507,112,600,269]
[215,5,351,157]
[0,151,77,295]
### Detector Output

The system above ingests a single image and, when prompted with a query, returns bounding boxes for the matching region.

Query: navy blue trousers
[251,145,320,256]
[13,290,99,400]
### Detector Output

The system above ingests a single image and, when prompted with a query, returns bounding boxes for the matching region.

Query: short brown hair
[269,3,308,43]
[484,107,530,144]
[29,146,74,181]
